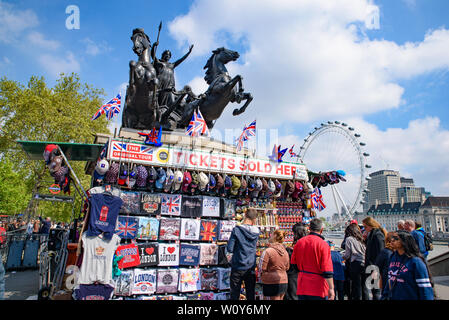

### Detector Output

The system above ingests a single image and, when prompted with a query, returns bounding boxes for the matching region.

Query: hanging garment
[158,243,180,266]
[159,217,181,241]
[161,194,182,216]
[115,216,139,240]
[132,268,157,295]
[178,268,201,292]
[200,243,219,265]
[156,269,180,294]
[140,192,162,215]
[137,242,159,267]
[200,220,218,242]
[137,217,159,240]
[180,218,201,241]
[86,193,123,240]
[119,191,141,214]
[200,268,219,291]
[202,196,220,217]
[179,243,201,266]
[115,242,141,269]
[181,196,202,218]
[73,283,115,300]
[113,270,134,297]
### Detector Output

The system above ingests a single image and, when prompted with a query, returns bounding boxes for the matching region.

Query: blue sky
[2,0,449,215]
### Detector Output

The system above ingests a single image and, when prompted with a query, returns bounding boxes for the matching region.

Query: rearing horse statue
[163,47,253,130]
[122,28,159,130]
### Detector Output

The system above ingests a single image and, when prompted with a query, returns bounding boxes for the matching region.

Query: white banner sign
[108,139,308,181]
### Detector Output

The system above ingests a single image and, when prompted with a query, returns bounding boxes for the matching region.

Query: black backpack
[419,230,433,251]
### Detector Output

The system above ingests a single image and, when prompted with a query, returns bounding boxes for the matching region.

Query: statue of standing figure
[151,42,194,108]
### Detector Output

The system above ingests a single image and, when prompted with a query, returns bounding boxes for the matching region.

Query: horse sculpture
[122,28,160,130]
[161,47,253,130]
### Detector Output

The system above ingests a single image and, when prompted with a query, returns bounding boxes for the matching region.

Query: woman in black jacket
[362,217,387,300]
[284,223,308,300]
[375,231,395,292]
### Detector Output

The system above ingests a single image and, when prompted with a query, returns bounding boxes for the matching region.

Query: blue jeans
[0,262,5,300]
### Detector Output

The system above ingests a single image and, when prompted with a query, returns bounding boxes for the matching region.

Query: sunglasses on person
[390,236,400,241]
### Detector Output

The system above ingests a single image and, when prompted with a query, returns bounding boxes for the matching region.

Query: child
[328,240,345,300]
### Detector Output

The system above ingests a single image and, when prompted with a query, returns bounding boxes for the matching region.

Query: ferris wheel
[298,121,371,222]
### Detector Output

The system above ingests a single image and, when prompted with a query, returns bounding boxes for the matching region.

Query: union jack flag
[268,144,288,163]
[200,220,217,241]
[161,194,182,216]
[138,127,162,147]
[289,145,300,158]
[236,120,256,151]
[92,94,121,121]
[311,187,326,211]
[111,141,154,156]
[185,109,210,137]
[115,216,138,239]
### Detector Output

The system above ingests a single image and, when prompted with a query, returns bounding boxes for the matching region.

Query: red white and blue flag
[161,194,181,216]
[236,120,256,151]
[311,187,326,211]
[111,141,154,157]
[138,127,162,147]
[115,216,138,239]
[268,144,288,163]
[92,94,121,121]
[289,145,300,158]
[185,109,210,137]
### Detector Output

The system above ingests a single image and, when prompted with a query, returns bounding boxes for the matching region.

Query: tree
[0,158,29,215]
[0,73,110,221]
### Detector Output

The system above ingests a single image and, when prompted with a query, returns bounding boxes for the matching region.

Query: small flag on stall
[236,120,256,151]
[311,187,326,211]
[185,109,210,137]
[268,144,288,163]
[138,127,162,147]
[289,145,299,158]
[92,94,121,121]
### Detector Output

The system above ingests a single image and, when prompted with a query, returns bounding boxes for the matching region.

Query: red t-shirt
[291,233,333,298]
[0,227,6,244]
[115,243,140,269]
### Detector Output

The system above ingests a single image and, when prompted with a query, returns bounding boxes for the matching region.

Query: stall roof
[17,140,104,161]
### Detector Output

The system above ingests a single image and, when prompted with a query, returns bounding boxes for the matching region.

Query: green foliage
[0,158,29,214]
[0,73,110,221]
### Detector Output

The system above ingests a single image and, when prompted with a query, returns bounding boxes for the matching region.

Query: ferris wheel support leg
[330,185,341,217]
[333,184,353,221]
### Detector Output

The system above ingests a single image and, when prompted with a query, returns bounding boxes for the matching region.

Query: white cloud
[168,0,449,130]
[0,1,39,43]
[27,31,60,50]
[38,51,80,77]
[82,38,112,56]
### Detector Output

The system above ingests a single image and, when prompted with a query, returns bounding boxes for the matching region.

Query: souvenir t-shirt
[140,192,161,215]
[160,194,182,216]
[137,217,159,240]
[185,293,201,300]
[115,242,140,269]
[86,193,123,240]
[220,198,236,219]
[156,269,179,294]
[158,243,179,266]
[202,196,220,217]
[214,292,230,300]
[178,268,201,292]
[179,243,201,266]
[119,191,141,214]
[73,283,115,300]
[113,270,133,297]
[181,196,203,218]
[137,243,158,267]
[200,243,219,265]
[200,292,215,300]
[132,268,157,295]
[159,217,181,241]
[217,244,231,267]
[218,220,236,241]
[78,233,121,285]
[200,219,218,242]
[217,267,231,290]
[201,268,219,291]
[180,218,201,241]
[115,216,139,240]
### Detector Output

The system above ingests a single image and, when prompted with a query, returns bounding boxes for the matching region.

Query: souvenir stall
[67,129,315,300]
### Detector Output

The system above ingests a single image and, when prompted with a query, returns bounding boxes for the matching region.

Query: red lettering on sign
[210,156,217,168]
[228,158,235,170]
[276,165,284,175]
[284,165,291,176]
[265,163,272,173]
[248,161,256,172]
[220,157,226,169]
[200,155,209,167]
[189,153,198,166]
[128,145,140,152]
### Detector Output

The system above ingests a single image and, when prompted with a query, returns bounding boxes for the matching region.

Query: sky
[1,0,449,217]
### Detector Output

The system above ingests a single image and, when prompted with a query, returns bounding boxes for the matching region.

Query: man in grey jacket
[227,208,260,300]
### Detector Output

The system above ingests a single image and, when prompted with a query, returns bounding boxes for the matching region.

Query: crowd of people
[227,209,435,301]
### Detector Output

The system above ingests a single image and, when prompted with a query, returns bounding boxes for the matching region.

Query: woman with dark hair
[342,223,366,300]
[375,232,395,292]
[382,230,434,300]
[284,223,308,300]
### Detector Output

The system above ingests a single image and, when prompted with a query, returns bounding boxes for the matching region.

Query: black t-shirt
[181,196,203,218]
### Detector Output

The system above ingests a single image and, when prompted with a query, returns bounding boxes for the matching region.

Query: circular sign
[49,184,61,194]
[156,149,169,163]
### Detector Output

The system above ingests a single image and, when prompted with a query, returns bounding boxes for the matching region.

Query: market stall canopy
[16,140,104,161]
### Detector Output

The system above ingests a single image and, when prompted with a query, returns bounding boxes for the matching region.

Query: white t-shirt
[77,232,121,286]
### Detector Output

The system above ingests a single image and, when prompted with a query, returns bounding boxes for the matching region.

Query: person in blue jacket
[227,208,260,300]
[382,230,434,300]
[404,220,428,259]
[328,241,346,300]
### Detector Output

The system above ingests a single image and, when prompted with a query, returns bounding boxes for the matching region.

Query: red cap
[350,219,358,224]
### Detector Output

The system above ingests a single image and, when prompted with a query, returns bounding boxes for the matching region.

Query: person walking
[404,220,428,259]
[375,231,395,292]
[284,223,308,300]
[291,218,334,300]
[259,229,290,300]
[39,216,51,235]
[363,217,387,300]
[382,230,434,300]
[328,241,346,300]
[227,208,260,300]
[342,223,367,300]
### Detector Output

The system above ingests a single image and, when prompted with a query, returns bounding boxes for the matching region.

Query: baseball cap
[230,175,241,196]
[136,165,148,188]
[292,181,303,200]
[128,166,137,188]
[198,172,209,192]
[224,175,232,190]
[118,164,128,185]
[350,219,358,225]
[207,173,216,191]
[239,176,247,196]
[252,178,263,198]
[274,179,282,198]
[95,159,110,176]
[182,171,192,193]
[247,178,256,192]
[104,162,119,184]
[163,168,174,192]
[43,144,59,164]
[215,174,224,190]
[284,180,295,197]
[155,167,166,190]
[173,170,183,191]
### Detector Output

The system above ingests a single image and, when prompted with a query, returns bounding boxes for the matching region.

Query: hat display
[164,168,174,192]
[155,167,166,190]
[128,166,137,188]
[215,174,224,190]
[239,176,247,196]
[224,175,232,190]
[252,178,263,198]
[95,159,110,176]
[104,162,120,184]
[118,164,128,185]
[173,170,184,191]
[198,172,209,191]
[182,171,192,193]
[230,175,241,196]
[43,144,59,164]
[136,165,148,188]
[208,173,216,191]
[247,178,256,192]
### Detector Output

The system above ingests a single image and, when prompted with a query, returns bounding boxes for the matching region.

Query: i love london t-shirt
[137,243,158,267]
[78,233,121,285]
[158,243,179,266]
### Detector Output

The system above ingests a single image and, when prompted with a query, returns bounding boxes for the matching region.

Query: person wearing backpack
[404,220,428,259]
[415,222,433,259]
